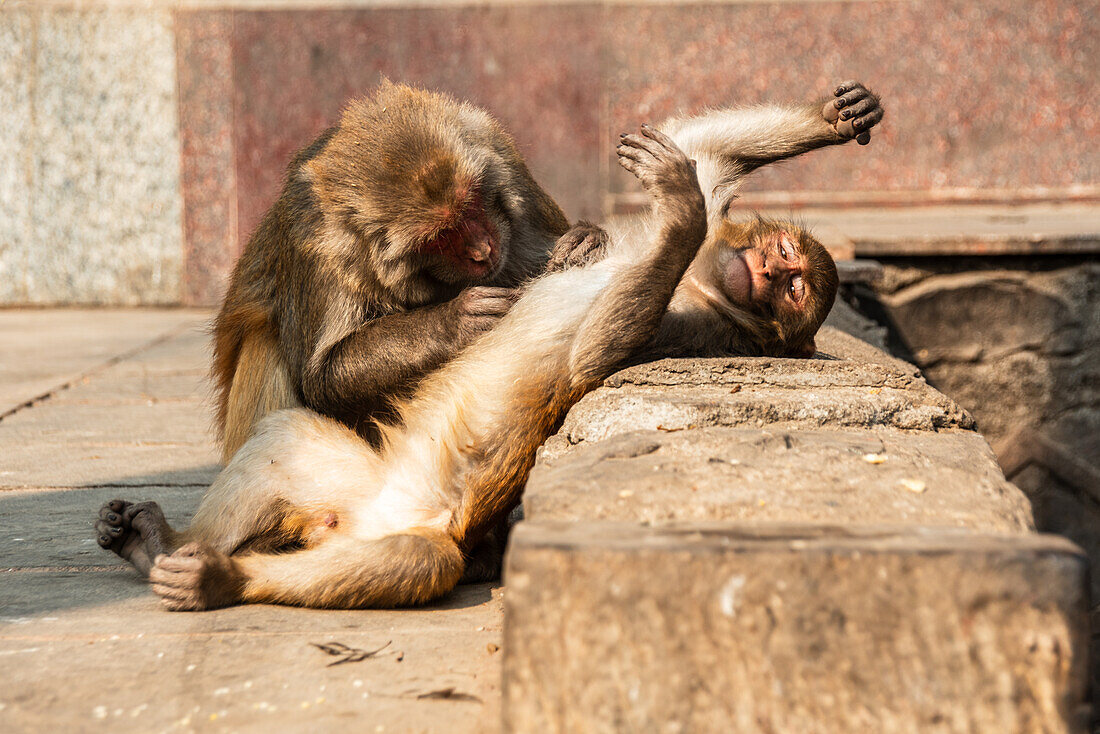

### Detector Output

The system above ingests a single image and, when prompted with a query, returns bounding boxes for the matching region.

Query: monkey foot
[94,500,173,577]
[823,81,884,145]
[150,542,245,612]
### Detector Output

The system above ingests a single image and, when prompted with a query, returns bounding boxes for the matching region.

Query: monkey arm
[298,305,460,423]
[663,103,840,174]
[662,81,883,202]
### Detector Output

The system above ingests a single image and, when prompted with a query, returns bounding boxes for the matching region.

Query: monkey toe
[95,500,133,553]
[94,519,125,550]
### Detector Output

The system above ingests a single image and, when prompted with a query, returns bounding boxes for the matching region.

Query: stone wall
[1,0,1096,305]
[502,323,1092,732]
[868,256,1100,600]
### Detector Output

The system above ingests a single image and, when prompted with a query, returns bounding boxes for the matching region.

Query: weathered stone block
[545,351,973,456]
[526,427,1033,533]
[503,523,1091,734]
[882,273,1081,365]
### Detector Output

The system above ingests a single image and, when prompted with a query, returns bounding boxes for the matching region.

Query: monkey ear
[786,338,817,359]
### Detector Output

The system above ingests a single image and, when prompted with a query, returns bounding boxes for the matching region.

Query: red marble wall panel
[605,0,1098,200]
[176,11,237,306]
[231,7,604,247]
[175,1,1098,303]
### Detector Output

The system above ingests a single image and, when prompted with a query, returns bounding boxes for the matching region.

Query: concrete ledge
[525,427,1033,533]
[503,523,1091,733]
[544,342,974,458]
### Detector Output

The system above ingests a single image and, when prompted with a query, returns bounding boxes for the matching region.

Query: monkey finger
[856,132,872,145]
[839,96,878,121]
[822,100,841,124]
[153,554,204,575]
[105,499,129,514]
[852,106,884,132]
[834,80,863,97]
[94,519,123,538]
[639,124,685,158]
[835,87,869,111]
[619,132,663,159]
[151,581,196,600]
[98,505,125,524]
[466,286,515,298]
[617,154,643,177]
[615,144,645,162]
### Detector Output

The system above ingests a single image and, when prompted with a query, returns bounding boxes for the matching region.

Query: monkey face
[418,190,508,285]
[688,218,838,357]
[722,230,813,317]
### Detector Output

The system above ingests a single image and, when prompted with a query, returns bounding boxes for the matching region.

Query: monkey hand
[545,221,610,274]
[448,286,521,344]
[822,81,884,145]
[617,124,705,214]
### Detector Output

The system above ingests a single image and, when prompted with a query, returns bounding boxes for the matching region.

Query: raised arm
[662,81,883,210]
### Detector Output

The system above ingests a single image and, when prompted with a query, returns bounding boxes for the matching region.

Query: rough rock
[526,427,1033,533]
[504,522,1091,734]
[544,351,973,458]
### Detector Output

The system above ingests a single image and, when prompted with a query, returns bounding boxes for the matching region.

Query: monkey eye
[778,240,790,260]
[788,275,805,302]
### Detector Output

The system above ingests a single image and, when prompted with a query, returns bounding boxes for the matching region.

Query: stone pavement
[0,309,502,733]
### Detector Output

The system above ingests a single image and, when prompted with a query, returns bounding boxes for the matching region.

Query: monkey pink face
[721,231,810,317]
[422,190,503,282]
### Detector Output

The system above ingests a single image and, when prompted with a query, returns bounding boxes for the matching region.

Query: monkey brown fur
[97,81,882,610]
[214,81,591,461]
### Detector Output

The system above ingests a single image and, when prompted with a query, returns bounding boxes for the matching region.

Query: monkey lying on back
[214,81,604,459]
[96,82,883,609]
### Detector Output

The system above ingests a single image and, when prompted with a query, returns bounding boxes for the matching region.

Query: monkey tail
[238,528,466,609]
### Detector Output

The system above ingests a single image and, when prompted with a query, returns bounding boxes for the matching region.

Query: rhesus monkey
[96,82,883,610]
[214,81,604,461]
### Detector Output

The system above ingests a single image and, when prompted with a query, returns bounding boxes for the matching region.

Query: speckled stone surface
[0,11,35,304]
[0,8,183,305]
[227,6,603,247]
[604,0,1099,200]
[177,11,236,306]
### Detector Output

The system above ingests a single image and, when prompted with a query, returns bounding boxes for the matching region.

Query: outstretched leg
[149,531,463,611]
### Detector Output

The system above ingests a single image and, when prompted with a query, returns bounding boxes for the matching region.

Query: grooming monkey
[96,82,883,609]
[215,81,605,460]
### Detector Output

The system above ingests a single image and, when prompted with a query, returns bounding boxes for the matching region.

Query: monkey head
[305,82,522,304]
[683,217,838,357]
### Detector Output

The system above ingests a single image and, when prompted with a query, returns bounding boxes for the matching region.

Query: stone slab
[546,353,973,455]
[0,8,183,305]
[0,570,502,734]
[526,427,1033,533]
[0,400,219,488]
[0,309,209,416]
[503,522,1091,734]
